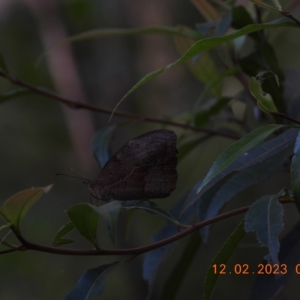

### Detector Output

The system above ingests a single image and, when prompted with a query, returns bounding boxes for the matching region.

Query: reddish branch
[0,70,240,140]
[1,199,292,256]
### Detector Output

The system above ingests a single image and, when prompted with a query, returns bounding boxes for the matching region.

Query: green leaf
[291,130,300,211]
[3,185,52,228]
[173,31,221,95]
[249,76,278,113]
[193,66,240,110]
[67,204,100,247]
[93,201,122,245]
[203,221,245,300]
[38,26,202,65]
[244,191,284,264]
[159,233,201,300]
[0,88,32,105]
[197,124,285,195]
[110,18,297,118]
[52,221,75,247]
[65,260,123,300]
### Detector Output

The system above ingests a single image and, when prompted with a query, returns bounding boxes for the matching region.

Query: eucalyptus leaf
[291,129,300,211]
[197,124,285,195]
[182,128,297,218]
[65,261,122,300]
[245,190,284,264]
[250,221,300,299]
[111,18,297,117]
[203,221,245,300]
[201,146,291,243]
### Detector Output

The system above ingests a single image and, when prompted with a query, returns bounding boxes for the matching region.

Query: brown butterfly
[88,129,178,201]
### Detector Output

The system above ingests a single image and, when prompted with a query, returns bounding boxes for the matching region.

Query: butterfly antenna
[68,167,89,180]
[56,168,91,183]
[55,173,90,181]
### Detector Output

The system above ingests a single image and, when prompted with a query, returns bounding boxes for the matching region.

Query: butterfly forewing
[90,129,178,201]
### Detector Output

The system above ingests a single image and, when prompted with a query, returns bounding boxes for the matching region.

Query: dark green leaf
[203,221,245,300]
[250,221,300,299]
[67,204,99,247]
[291,130,300,211]
[159,233,201,300]
[111,18,297,116]
[182,128,297,215]
[201,145,291,243]
[197,124,285,195]
[65,261,122,300]
[52,222,75,247]
[244,191,284,264]
[38,26,202,65]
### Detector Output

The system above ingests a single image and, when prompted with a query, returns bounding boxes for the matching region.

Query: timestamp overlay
[212,263,300,275]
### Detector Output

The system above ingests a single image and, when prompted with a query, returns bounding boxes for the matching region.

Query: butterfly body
[89,129,178,201]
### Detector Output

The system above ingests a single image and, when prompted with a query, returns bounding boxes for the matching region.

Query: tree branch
[4,199,291,256]
[0,70,240,140]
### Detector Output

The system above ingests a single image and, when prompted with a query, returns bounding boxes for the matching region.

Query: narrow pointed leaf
[203,221,245,300]
[201,146,291,242]
[111,18,296,117]
[182,128,297,215]
[245,191,284,264]
[3,185,52,228]
[52,222,75,247]
[291,129,300,211]
[197,124,285,195]
[38,26,202,65]
[250,220,300,299]
[143,197,197,298]
[65,261,122,300]
[159,233,201,300]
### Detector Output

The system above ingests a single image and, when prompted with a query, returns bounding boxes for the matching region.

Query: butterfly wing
[91,129,178,201]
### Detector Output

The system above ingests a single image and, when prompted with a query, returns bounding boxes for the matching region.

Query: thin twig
[281,10,300,27]
[0,70,240,140]
[272,112,300,126]
[5,199,292,256]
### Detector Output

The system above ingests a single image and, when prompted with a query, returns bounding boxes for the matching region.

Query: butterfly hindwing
[90,130,178,201]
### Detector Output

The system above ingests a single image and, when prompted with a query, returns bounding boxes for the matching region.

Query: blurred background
[0,0,300,299]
